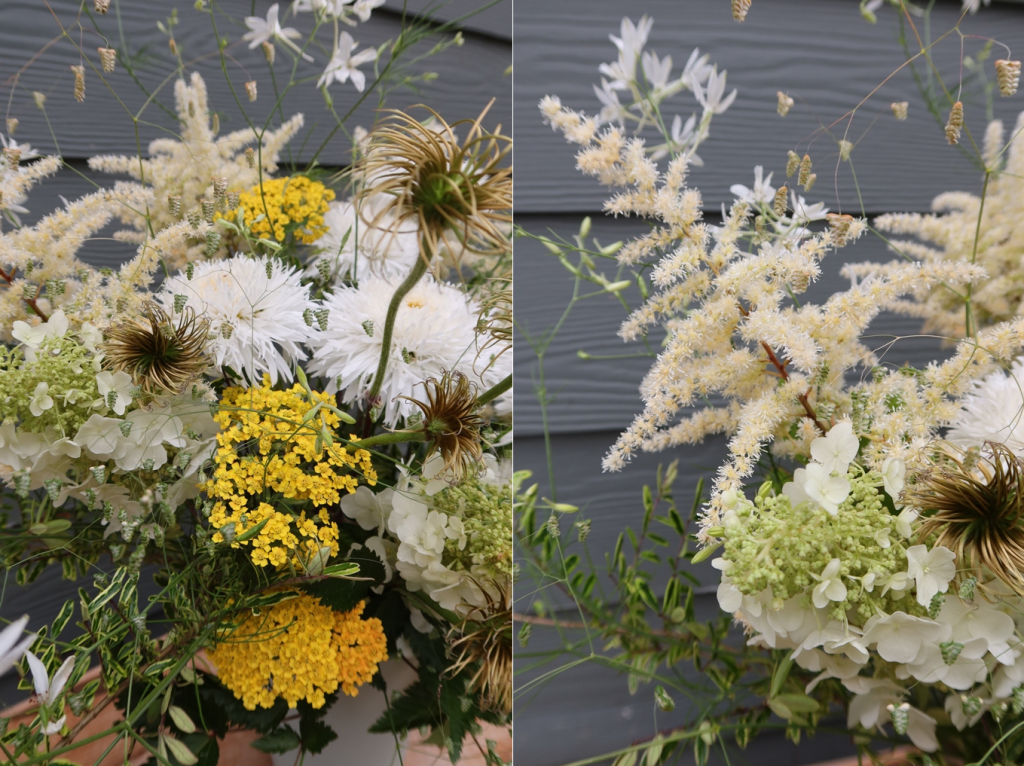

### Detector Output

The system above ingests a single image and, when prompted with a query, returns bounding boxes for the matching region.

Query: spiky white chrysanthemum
[306,197,419,281]
[308,276,499,425]
[947,357,1024,455]
[159,255,316,385]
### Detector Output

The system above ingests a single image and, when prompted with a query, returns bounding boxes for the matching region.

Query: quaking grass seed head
[355,105,512,262]
[907,441,1024,594]
[101,303,210,394]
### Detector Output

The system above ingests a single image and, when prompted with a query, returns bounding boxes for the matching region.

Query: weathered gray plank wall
[0,0,509,714]
[514,0,1024,764]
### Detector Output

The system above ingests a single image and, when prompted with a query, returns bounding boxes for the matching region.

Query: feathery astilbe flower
[907,442,1024,593]
[403,370,487,481]
[101,304,210,394]
[356,106,512,261]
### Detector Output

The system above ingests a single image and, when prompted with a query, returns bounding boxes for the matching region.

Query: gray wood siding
[0,0,510,164]
[513,1,1024,764]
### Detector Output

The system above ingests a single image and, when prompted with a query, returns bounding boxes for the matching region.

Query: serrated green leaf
[251,726,301,754]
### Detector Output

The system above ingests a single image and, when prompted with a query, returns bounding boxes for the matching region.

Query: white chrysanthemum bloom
[947,357,1024,454]
[306,197,419,281]
[308,276,500,425]
[159,256,316,385]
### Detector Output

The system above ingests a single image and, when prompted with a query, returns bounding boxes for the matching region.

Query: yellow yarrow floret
[209,595,388,710]
[206,375,376,567]
[230,175,335,244]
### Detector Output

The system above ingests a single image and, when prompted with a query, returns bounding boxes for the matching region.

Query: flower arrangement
[519,5,1024,765]
[0,2,510,764]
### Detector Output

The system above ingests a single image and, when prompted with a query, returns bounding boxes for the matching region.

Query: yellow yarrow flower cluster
[209,595,388,710]
[232,175,335,244]
[206,375,376,567]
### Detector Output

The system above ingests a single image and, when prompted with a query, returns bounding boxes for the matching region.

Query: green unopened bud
[605,280,631,293]
[539,237,562,255]
[654,685,675,712]
[578,216,592,239]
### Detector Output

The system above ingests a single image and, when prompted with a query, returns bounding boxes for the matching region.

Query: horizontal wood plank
[0,0,510,163]
[381,0,510,39]
[513,0,1024,213]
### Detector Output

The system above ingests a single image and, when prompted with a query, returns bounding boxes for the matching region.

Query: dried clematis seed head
[798,154,812,187]
[996,59,1021,97]
[946,101,964,145]
[891,101,908,120]
[732,0,751,22]
[98,47,116,73]
[777,91,794,117]
[245,80,257,102]
[786,150,799,177]
[71,65,85,102]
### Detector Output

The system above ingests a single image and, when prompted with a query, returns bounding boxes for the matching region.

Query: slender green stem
[352,431,427,449]
[477,373,511,406]
[367,245,431,401]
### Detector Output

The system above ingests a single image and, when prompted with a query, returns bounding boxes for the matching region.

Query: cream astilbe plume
[540,95,1007,538]
[89,72,304,270]
[0,181,153,339]
[874,110,1024,339]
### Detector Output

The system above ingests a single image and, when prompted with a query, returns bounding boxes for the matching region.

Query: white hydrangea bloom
[159,255,317,385]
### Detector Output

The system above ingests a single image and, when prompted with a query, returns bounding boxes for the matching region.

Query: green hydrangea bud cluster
[0,336,100,435]
[432,474,512,583]
[721,470,917,621]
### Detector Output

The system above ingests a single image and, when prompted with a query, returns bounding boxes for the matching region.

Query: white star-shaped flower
[801,463,851,515]
[317,31,377,91]
[810,558,847,609]
[243,3,313,62]
[28,382,53,417]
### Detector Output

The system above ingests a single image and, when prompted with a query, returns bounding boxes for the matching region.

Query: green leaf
[251,726,301,754]
[322,562,360,578]
[51,599,75,638]
[690,542,721,565]
[169,705,196,734]
[774,692,819,715]
[770,652,795,699]
[299,715,337,754]
[234,515,271,543]
[164,733,199,765]
[300,551,385,613]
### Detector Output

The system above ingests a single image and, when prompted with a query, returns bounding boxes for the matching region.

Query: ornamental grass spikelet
[946,101,964,145]
[404,370,487,481]
[357,105,512,260]
[732,0,751,22]
[101,303,210,393]
[892,101,909,120]
[907,442,1024,593]
[996,59,1021,97]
